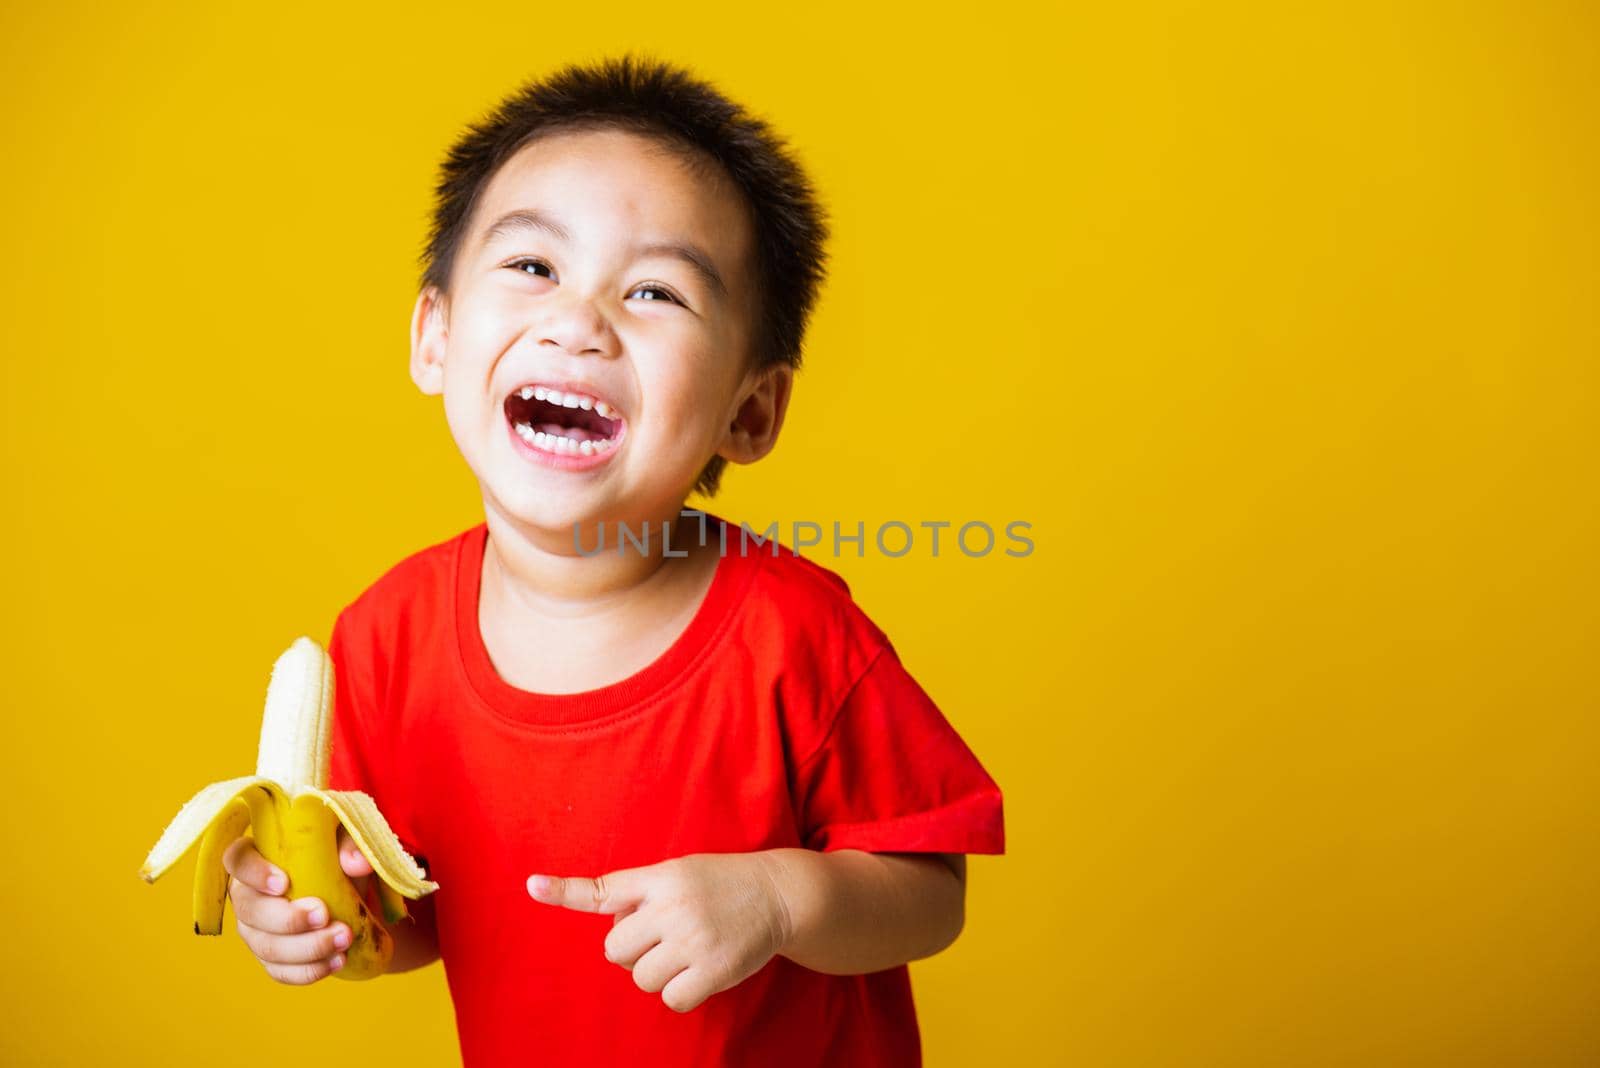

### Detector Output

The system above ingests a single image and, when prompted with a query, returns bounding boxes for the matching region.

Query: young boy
[220,53,1004,1066]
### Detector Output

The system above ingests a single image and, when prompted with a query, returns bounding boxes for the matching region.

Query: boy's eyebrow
[477,208,730,300]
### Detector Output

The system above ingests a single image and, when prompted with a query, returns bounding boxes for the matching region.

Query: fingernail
[330,953,345,971]
[307,904,328,926]
[528,875,553,897]
[267,873,286,893]
[333,927,351,950]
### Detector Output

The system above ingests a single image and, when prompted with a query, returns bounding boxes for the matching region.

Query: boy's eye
[627,283,683,306]
[507,257,555,280]
[504,258,684,307]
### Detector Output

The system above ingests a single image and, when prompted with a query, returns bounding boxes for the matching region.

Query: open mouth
[504,383,624,458]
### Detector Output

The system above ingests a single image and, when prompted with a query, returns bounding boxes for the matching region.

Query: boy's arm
[384,888,442,974]
[758,848,966,976]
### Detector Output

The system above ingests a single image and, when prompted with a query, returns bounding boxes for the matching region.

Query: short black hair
[419,52,831,497]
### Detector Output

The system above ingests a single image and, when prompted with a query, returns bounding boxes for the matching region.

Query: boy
[220,53,1004,1066]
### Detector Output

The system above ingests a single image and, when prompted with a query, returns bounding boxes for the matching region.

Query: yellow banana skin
[193,796,252,935]
[141,637,438,982]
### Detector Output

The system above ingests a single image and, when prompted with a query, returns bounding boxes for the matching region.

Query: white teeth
[578,440,593,456]
[524,427,585,454]
[512,385,620,421]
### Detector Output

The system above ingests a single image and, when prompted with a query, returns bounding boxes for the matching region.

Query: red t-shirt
[326,512,1005,1067]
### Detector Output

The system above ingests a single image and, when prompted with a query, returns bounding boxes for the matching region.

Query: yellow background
[3,2,1595,1064]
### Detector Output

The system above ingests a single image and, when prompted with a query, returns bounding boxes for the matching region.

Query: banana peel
[140,636,439,980]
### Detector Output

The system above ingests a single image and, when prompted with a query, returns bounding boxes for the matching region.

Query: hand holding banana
[221,824,375,983]
[139,637,439,981]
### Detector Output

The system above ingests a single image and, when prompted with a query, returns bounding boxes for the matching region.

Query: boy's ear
[717,363,793,465]
[410,286,448,396]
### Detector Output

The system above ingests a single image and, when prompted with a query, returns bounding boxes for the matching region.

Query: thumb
[527,869,646,914]
[337,827,374,879]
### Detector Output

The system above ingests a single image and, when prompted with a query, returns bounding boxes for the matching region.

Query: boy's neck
[480,505,714,615]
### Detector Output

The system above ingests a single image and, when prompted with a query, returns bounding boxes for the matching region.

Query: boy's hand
[220,826,374,985]
[527,853,793,1014]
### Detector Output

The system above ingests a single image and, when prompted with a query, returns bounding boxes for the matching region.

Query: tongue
[533,422,607,443]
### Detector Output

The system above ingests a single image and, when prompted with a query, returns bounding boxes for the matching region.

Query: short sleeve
[793,643,1005,855]
[325,608,427,863]
[326,608,380,796]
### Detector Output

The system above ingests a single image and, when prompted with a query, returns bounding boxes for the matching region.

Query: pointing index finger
[528,871,643,914]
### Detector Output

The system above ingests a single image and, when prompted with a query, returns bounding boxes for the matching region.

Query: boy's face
[410,127,789,540]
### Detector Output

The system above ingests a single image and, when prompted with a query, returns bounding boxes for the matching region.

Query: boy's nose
[532,292,617,359]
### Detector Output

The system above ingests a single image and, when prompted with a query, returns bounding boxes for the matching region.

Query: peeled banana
[140,636,439,980]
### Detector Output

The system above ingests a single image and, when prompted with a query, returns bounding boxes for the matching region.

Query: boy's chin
[487,481,617,541]
[481,448,703,542]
